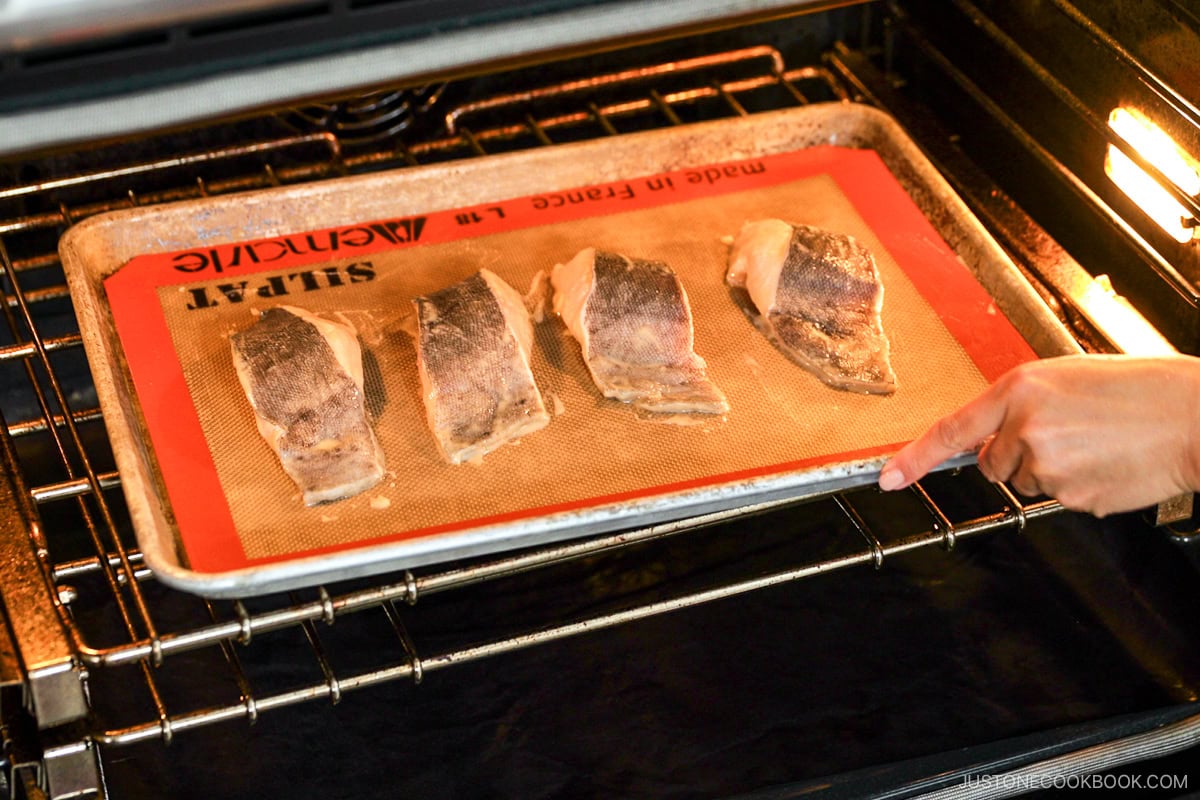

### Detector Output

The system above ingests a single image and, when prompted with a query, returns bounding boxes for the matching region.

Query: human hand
[877,354,1200,517]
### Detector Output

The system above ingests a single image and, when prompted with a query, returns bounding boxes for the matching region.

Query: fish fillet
[551,248,728,414]
[231,305,386,505]
[415,269,550,464]
[727,219,896,395]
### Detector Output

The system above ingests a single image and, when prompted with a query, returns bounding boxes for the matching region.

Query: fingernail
[878,464,905,492]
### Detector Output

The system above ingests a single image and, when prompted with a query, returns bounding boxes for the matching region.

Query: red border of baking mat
[105,146,1036,573]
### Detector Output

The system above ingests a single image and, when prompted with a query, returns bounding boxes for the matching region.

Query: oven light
[1079,274,1176,355]
[1105,107,1200,244]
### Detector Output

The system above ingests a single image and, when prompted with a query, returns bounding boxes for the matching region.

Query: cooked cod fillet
[415,269,550,464]
[231,305,386,505]
[727,219,896,395]
[551,248,728,414]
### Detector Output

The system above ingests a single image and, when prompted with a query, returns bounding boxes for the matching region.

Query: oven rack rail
[0,38,1074,797]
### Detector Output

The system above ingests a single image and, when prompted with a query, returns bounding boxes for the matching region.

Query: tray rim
[59,102,1081,597]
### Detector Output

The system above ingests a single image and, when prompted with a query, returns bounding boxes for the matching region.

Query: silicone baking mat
[102,145,1034,586]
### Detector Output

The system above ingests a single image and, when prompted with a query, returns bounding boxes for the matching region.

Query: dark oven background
[3,3,1200,798]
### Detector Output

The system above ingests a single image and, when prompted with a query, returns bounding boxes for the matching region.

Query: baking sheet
[60,103,1079,597]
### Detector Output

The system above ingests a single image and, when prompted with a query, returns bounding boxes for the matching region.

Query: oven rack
[0,41,1071,797]
[94,485,1065,748]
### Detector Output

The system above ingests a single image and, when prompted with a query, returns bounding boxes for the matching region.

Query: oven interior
[4,2,1200,798]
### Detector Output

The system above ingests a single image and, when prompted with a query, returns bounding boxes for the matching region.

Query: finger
[975,435,1003,483]
[1008,461,1044,498]
[977,430,1022,484]
[879,382,1010,491]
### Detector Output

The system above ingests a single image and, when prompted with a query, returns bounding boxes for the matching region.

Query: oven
[3,2,1200,798]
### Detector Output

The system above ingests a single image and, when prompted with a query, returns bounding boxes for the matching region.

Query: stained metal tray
[59,103,1079,597]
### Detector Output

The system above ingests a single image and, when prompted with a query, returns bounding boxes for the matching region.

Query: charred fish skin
[415,269,549,464]
[552,248,729,414]
[728,220,896,395]
[230,306,386,506]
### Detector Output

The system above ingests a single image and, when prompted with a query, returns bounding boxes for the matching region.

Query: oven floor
[90,497,1200,800]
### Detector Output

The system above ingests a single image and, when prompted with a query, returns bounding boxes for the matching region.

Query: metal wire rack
[0,43,1067,798]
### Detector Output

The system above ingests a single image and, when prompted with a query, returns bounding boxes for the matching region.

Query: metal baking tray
[60,103,1079,597]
